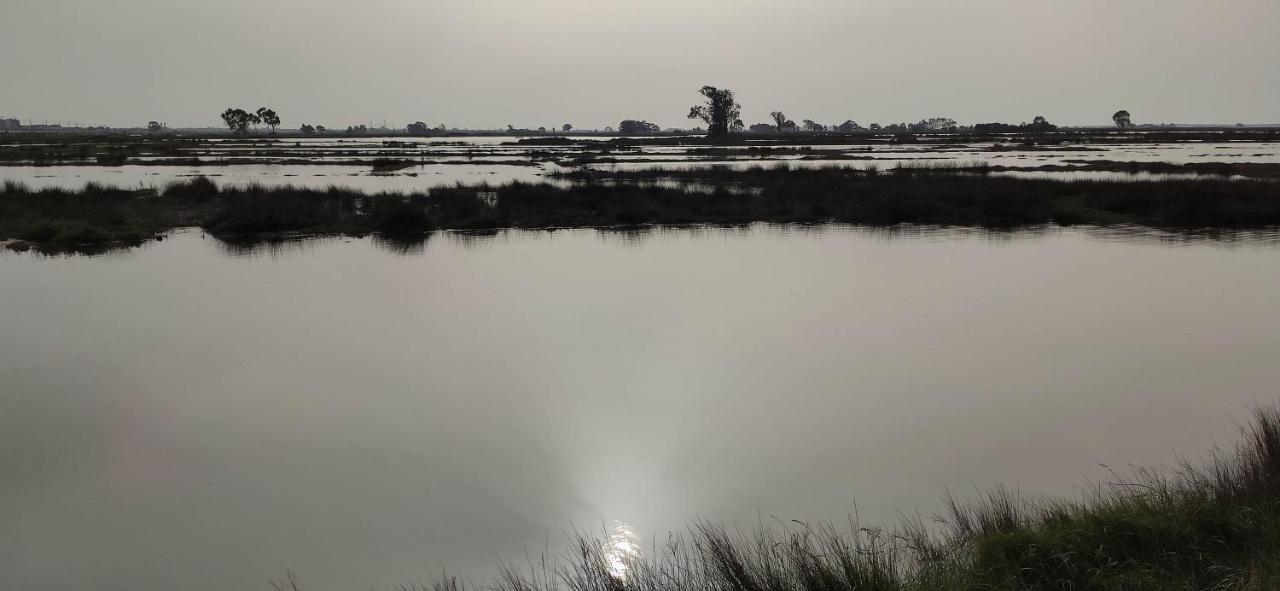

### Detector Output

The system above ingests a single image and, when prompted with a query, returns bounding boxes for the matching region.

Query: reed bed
[4,165,1279,254]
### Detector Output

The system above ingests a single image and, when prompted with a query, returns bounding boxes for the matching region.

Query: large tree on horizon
[256,107,281,134]
[770,111,789,132]
[687,86,742,138]
[1112,110,1132,128]
[220,108,256,135]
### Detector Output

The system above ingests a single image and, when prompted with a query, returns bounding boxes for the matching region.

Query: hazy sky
[3,0,1278,129]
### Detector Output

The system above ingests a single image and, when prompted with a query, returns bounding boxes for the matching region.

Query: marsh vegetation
[4,164,1279,253]
[410,404,1280,591]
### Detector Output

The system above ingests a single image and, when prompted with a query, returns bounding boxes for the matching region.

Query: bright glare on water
[604,521,642,580]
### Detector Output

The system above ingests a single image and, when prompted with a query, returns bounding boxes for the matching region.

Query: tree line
[213,89,1135,137]
[613,86,1133,136]
[220,107,281,135]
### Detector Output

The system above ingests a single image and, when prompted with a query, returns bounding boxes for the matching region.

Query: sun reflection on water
[603,521,642,580]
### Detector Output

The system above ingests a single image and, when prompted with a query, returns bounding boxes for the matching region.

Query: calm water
[3,227,1280,591]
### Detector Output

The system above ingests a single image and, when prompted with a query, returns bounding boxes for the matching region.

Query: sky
[2,0,1278,129]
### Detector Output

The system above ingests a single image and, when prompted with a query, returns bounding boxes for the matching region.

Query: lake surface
[3,226,1279,591]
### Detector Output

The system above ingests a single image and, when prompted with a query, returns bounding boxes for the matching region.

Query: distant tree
[562,124,573,132]
[1028,116,1056,132]
[618,120,661,135]
[972,122,1014,133]
[770,111,789,132]
[835,120,862,133]
[220,108,255,135]
[869,123,882,132]
[1112,110,1132,128]
[748,123,775,133]
[300,124,316,135]
[147,121,162,133]
[686,86,742,137]
[406,121,430,135]
[802,119,825,132]
[315,125,326,133]
[220,109,236,133]
[255,108,280,134]
[975,118,1058,133]
[908,117,957,132]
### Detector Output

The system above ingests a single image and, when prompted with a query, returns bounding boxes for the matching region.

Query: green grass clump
[0,181,171,254]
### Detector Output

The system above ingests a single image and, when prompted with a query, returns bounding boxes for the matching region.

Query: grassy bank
[413,404,1280,591]
[4,165,1280,254]
[552,164,1280,228]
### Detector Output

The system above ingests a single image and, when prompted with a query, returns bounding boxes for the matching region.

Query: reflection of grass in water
[371,232,433,255]
[410,405,1280,591]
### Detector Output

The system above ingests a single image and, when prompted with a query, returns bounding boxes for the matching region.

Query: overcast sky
[3,0,1277,129]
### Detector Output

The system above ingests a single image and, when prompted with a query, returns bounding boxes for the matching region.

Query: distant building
[0,118,21,130]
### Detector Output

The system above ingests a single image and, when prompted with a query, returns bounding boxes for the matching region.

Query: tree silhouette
[909,117,957,132]
[687,86,742,137]
[618,120,660,135]
[770,111,788,132]
[220,108,255,135]
[147,121,162,133]
[256,108,280,134]
[1112,110,1132,128]
[835,120,861,133]
[562,124,573,132]
[1027,116,1056,132]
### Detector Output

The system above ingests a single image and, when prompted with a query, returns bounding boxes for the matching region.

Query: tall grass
[413,405,1280,591]
[0,181,173,253]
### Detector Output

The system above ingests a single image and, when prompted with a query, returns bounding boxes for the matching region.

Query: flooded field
[4,135,1280,191]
